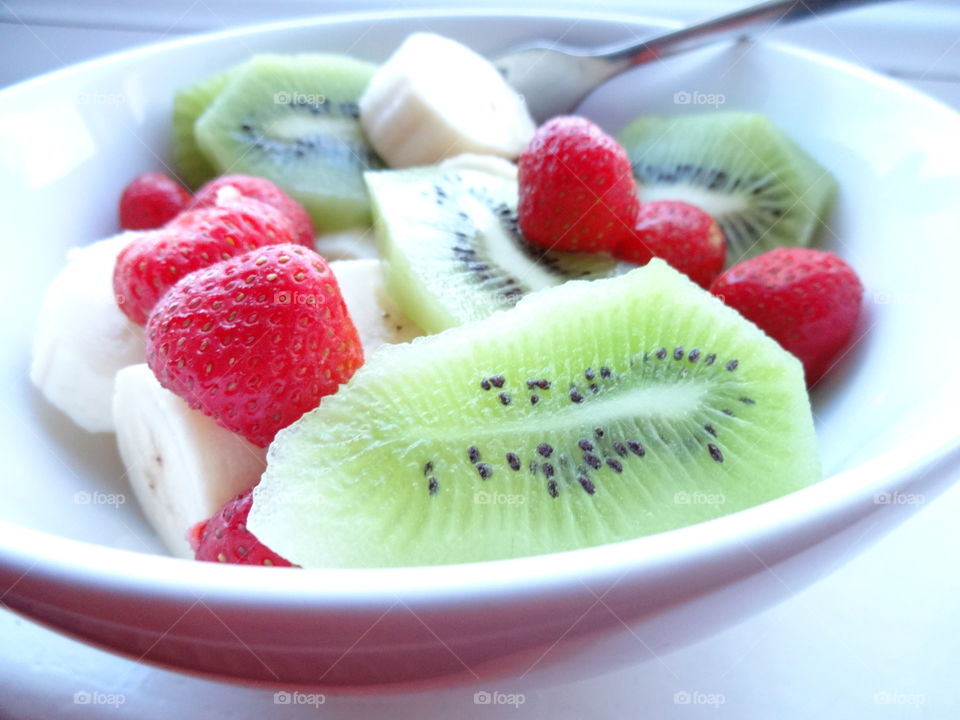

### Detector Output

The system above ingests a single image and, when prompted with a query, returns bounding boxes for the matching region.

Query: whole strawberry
[146,244,364,447]
[710,247,863,386]
[114,198,296,324]
[119,171,192,230]
[617,200,725,288]
[518,116,639,253]
[190,488,293,566]
[192,174,315,246]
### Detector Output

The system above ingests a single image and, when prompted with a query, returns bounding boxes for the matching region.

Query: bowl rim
[3,8,960,608]
[0,6,684,97]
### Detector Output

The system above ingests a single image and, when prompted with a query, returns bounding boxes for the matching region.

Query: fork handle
[613,0,888,66]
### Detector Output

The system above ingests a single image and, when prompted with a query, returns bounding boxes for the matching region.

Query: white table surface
[2,2,959,718]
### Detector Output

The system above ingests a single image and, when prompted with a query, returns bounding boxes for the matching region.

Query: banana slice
[314,227,379,261]
[114,364,267,558]
[439,153,518,182]
[359,33,536,168]
[30,233,146,433]
[330,259,422,349]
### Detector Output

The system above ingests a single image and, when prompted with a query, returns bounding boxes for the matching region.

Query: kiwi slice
[195,54,382,232]
[248,260,819,569]
[366,167,622,333]
[171,67,239,189]
[619,112,837,264]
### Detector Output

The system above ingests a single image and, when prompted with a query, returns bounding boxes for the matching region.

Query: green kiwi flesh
[248,260,820,568]
[194,54,382,231]
[619,112,837,264]
[172,67,239,189]
[366,167,624,333]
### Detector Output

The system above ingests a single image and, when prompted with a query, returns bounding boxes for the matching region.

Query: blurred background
[1,1,958,718]
[2,0,959,105]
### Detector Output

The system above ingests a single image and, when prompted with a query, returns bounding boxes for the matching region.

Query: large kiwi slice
[366,166,622,333]
[248,260,819,568]
[171,67,239,189]
[619,112,837,264]
[195,54,382,232]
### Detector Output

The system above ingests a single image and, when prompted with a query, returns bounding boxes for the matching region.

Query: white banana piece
[330,259,422,349]
[30,232,146,433]
[314,227,379,261]
[113,364,267,559]
[359,32,536,168]
[439,153,518,182]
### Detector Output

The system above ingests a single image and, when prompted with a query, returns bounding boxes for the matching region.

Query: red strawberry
[119,171,192,230]
[190,488,293,566]
[617,200,726,288]
[192,175,315,246]
[710,248,863,386]
[146,243,363,447]
[518,116,639,253]
[114,198,296,324]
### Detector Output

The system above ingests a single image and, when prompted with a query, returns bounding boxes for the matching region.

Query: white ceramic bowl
[2,9,960,691]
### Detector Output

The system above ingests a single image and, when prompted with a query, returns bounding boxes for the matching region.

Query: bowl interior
[2,11,959,560]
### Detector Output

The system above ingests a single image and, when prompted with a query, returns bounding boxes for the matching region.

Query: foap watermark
[273,691,326,707]
[673,690,726,708]
[473,690,526,707]
[474,490,525,506]
[873,690,925,706]
[74,690,126,708]
[274,91,326,106]
[74,491,126,509]
[674,490,726,507]
[872,290,925,306]
[496,290,524,306]
[673,90,725,108]
[874,491,925,507]
[275,290,318,306]
[77,92,127,107]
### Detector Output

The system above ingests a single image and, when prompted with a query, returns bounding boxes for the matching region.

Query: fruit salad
[30,32,863,567]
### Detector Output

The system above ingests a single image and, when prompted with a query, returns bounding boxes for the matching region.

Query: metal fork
[494,0,887,123]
